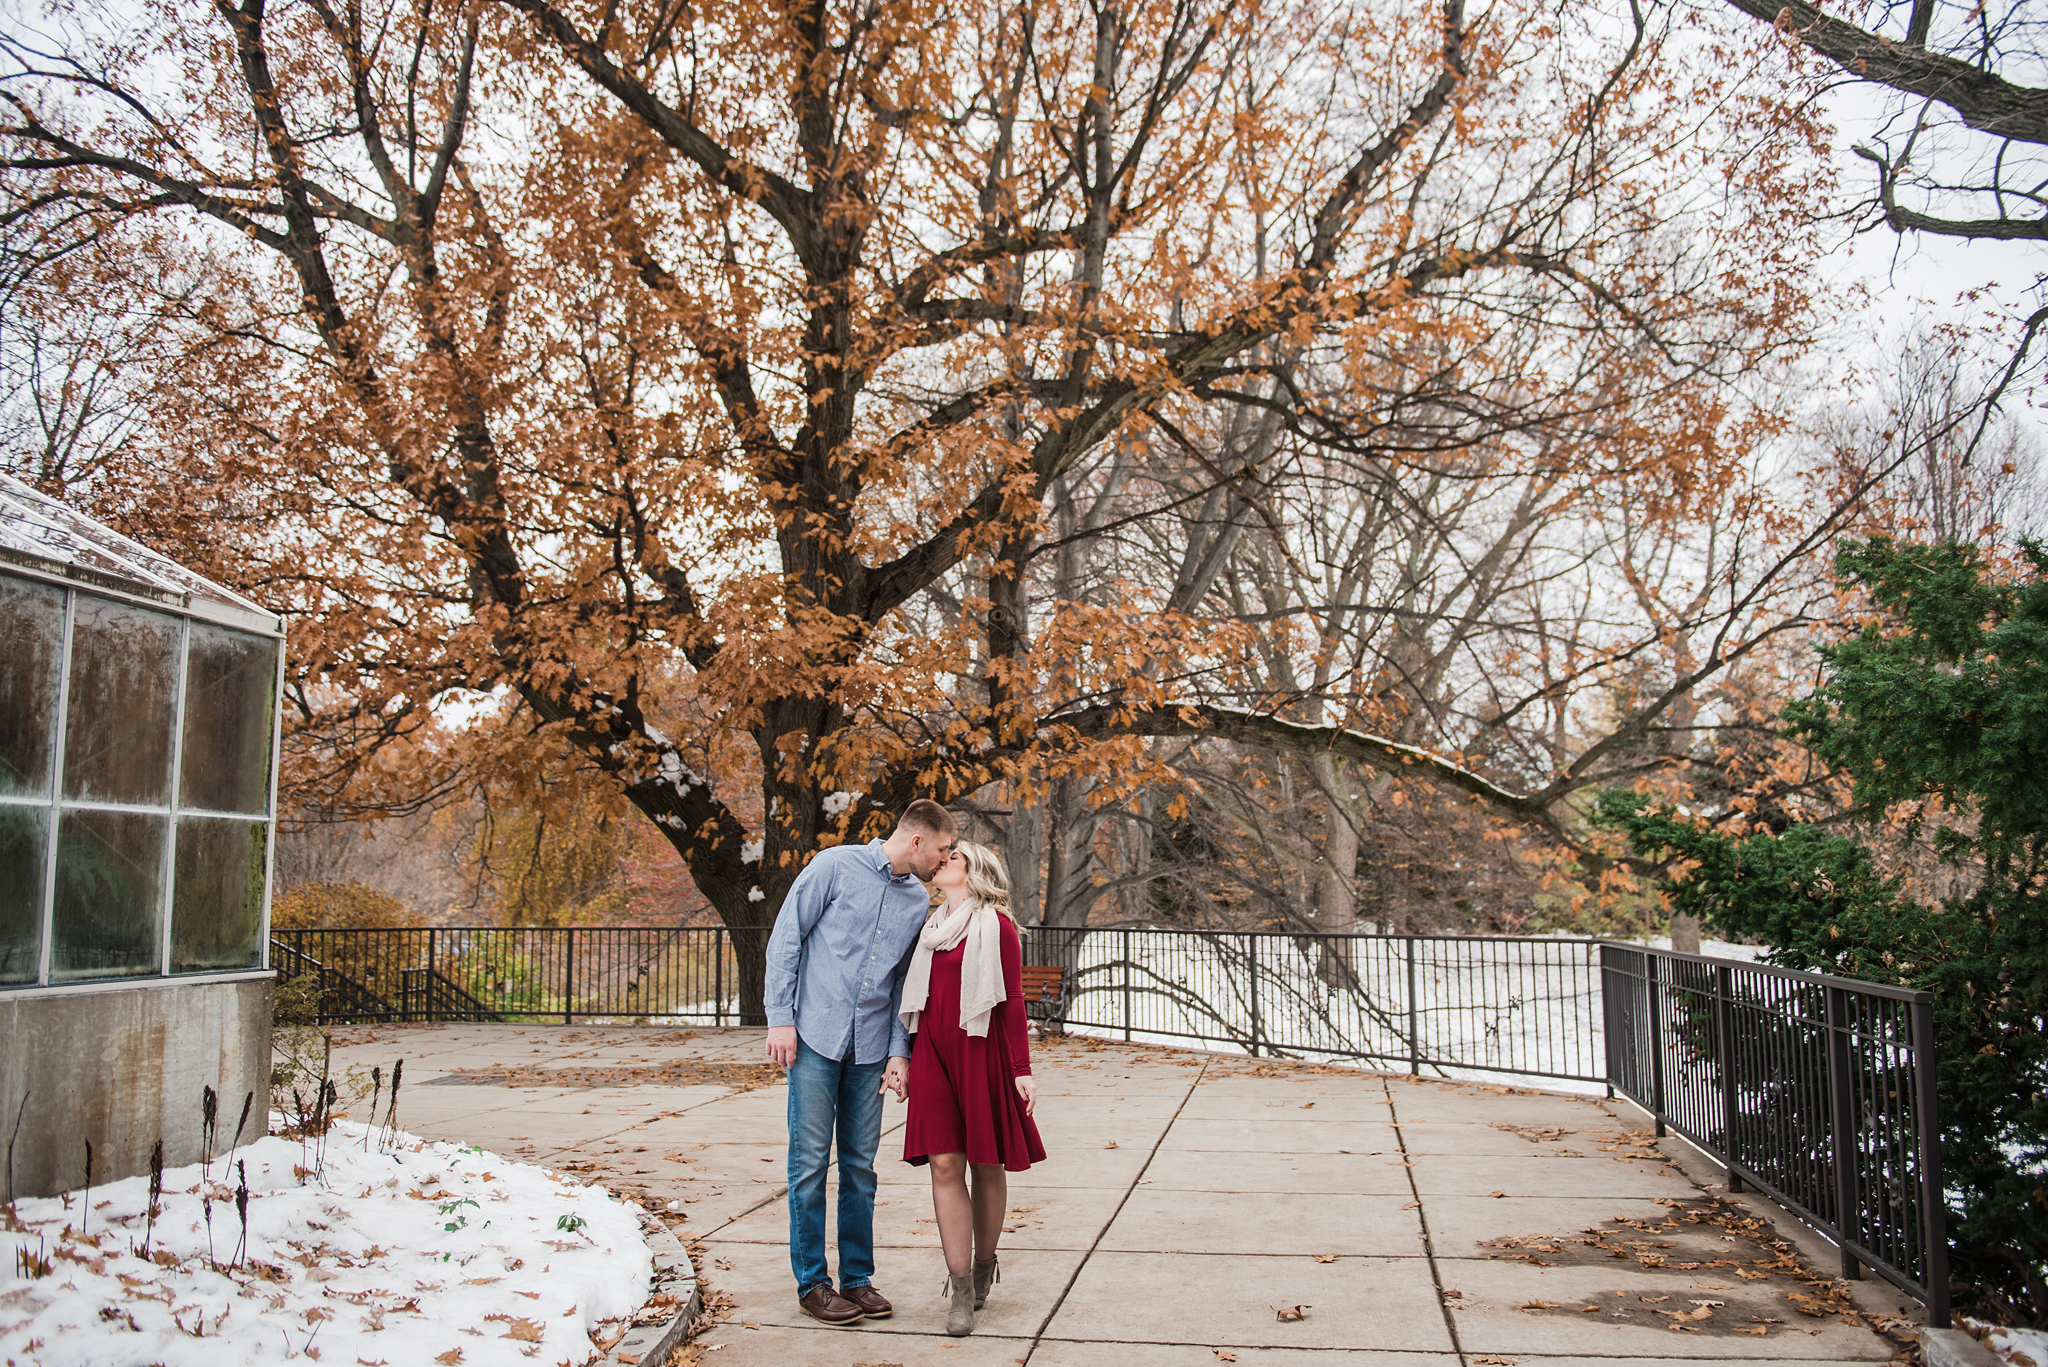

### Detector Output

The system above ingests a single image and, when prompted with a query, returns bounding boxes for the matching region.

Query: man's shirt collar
[863,837,913,882]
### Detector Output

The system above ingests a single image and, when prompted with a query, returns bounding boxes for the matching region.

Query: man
[763,799,957,1326]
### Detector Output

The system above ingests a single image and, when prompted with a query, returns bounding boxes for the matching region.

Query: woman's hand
[1014,1075,1036,1116]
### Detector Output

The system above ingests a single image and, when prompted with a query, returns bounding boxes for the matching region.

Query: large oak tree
[3,0,1839,1013]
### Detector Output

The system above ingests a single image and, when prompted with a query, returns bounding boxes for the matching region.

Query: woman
[897,840,1046,1337]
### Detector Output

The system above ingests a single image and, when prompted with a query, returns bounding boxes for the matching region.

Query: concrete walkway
[328,1024,1914,1367]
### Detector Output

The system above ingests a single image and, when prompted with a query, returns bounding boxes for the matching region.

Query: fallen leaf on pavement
[1104,1141,1120,1150]
[1736,1325,1769,1335]
[1213,1352,1236,1362]
[434,1353,462,1366]
[1475,1356,1517,1365]
[1488,1190,1507,1198]
[1274,1305,1310,1322]
[1519,1301,1559,1312]
[1401,1201,1420,1210]
[1313,1255,1338,1264]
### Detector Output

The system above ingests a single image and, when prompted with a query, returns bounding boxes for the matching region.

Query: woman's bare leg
[969,1163,1008,1262]
[928,1153,974,1276]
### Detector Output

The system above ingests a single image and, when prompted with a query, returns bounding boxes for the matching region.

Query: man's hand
[766,1025,799,1069]
[881,1056,909,1103]
[1015,1075,1037,1116]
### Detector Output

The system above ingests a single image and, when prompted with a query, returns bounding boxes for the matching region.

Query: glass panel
[51,807,165,980]
[62,595,179,807]
[0,805,46,984]
[0,574,64,797]
[179,624,277,815]
[171,815,266,972]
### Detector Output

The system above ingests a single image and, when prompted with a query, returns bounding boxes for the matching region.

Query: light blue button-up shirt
[763,839,931,1065]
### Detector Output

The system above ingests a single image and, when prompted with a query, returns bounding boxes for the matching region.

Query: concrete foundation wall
[0,974,273,1200]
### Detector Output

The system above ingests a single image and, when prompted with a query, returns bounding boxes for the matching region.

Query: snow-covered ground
[0,1120,651,1367]
[1983,1322,2048,1367]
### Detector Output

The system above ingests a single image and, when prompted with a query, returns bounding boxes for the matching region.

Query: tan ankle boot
[945,1271,975,1336]
[972,1255,999,1311]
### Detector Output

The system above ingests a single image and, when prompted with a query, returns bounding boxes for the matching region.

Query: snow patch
[656,751,704,794]
[821,790,861,817]
[747,887,765,903]
[740,838,763,864]
[0,1121,651,1367]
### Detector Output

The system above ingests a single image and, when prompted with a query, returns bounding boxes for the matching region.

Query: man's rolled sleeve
[764,861,833,1029]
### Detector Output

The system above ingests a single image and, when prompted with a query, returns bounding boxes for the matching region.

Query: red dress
[903,916,1047,1171]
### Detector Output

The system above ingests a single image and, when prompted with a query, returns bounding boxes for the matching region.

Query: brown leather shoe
[797,1283,866,1326]
[840,1284,892,1319]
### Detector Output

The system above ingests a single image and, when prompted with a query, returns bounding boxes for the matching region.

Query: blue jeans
[786,1037,885,1295]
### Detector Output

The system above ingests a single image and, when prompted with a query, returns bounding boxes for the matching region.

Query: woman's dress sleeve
[1002,918,1032,1076]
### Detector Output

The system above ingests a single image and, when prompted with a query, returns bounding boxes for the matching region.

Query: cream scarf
[898,897,1006,1038]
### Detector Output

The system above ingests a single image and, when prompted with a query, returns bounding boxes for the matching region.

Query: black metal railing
[1601,943,1947,1325]
[272,926,747,1024]
[1020,926,1605,1083]
[272,925,1606,1078]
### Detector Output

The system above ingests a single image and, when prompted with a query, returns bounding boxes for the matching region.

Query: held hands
[1015,1075,1037,1116]
[881,1057,909,1103]
[765,1025,799,1069]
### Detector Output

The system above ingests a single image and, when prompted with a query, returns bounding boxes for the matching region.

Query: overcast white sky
[1811,82,2048,442]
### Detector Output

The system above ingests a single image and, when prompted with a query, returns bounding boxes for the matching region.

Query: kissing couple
[762,799,1047,1337]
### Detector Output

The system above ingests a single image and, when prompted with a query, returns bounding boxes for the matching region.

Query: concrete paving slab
[1420,1194,1690,1252]
[1098,1188,1425,1258]
[1137,1146,1416,1195]
[1155,1116,1398,1154]
[1504,1360,1889,1367]
[1031,1346,1454,1367]
[688,1321,1025,1364]
[1046,1250,1454,1351]
[1176,1093,1402,1123]
[700,1236,1088,1338]
[1439,1257,1894,1359]
[1392,1119,1608,1157]
[1406,1152,1695,1199]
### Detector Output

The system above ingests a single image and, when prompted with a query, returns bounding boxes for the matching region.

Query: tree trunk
[723,923,773,1025]
[1005,788,1047,926]
[1309,754,1361,987]
[1043,776,1098,928]
[1669,912,1702,956]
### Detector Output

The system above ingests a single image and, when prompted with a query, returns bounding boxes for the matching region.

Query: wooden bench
[1019,964,1068,1040]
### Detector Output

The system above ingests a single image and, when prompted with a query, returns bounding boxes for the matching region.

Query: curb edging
[603,1218,700,1367]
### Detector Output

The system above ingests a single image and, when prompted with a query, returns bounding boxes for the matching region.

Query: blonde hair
[956,840,1013,920]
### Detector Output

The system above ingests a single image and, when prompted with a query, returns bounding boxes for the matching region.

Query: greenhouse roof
[0,472,280,634]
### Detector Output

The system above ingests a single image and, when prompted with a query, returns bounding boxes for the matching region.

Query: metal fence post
[1825,985,1862,1280]
[1246,934,1261,1058]
[1715,963,1741,1191]
[1122,929,1132,1042]
[563,927,574,1026]
[1405,936,1419,1074]
[715,926,725,1027]
[1913,995,1949,1327]
[1645,954,1667,1137]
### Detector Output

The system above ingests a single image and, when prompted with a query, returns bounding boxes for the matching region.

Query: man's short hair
[896,799,957,838]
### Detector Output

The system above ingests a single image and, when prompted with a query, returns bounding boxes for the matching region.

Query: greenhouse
[0,472,278,1195]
